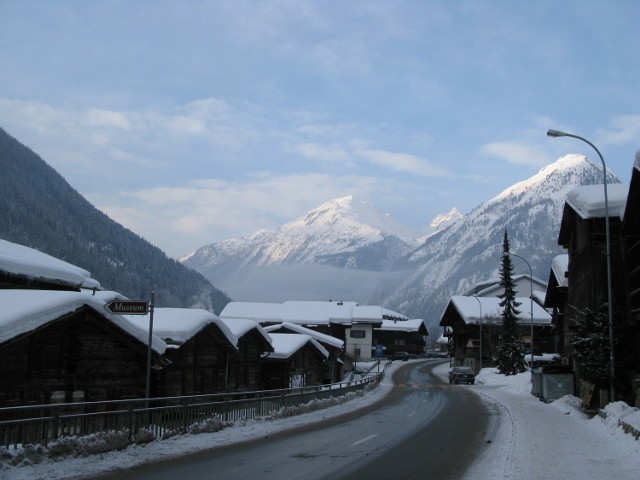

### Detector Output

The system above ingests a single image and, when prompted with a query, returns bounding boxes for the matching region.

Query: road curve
[94,360,492,480]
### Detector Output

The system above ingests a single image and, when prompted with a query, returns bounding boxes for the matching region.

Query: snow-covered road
[3,360,640,480]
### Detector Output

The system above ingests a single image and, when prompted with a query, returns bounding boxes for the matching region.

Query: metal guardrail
[0,373,381,449]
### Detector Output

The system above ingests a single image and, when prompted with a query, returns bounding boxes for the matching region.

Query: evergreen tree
[494,230,527,375]
[568,301,610,387]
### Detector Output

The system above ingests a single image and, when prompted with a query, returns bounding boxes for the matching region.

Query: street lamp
[472,295,483,371]
[547,129,615,401]
[505,252,534,369]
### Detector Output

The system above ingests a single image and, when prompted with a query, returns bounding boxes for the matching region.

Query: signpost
[104,295,155,411]
[104,300,149,315]
[375,345,384,373]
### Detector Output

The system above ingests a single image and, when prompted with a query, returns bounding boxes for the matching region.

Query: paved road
[95,360,491,480]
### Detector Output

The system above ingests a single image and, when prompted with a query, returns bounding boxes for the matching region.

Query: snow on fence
[0,373,381,449]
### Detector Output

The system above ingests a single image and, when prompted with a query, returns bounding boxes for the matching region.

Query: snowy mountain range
[181,155,621,333]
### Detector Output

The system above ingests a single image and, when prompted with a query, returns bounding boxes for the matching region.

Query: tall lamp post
[472,295,483,371]
[547,129,615,401]
[505,252,535,369]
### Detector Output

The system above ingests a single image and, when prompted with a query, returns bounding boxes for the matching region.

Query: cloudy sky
[1,0,638,258]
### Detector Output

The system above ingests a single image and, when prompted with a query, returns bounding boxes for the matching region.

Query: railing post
[128,404,135,441]
[182,399,188,432]
[50,408,59,447]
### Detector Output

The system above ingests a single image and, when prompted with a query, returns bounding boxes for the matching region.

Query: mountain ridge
[0,127,231,313]
[183,154,621,333]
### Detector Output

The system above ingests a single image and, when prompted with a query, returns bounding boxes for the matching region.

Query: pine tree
[494,230,527,375]
[568,302,610,387]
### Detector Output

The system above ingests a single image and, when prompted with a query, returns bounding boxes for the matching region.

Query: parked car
[392,351,410,361]
[448,366,475,384]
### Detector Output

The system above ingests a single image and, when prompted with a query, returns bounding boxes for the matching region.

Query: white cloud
[91,172,398,258]
[598,115,640,146]
[482,141,549,167]
[356,148,450,177]
[85,109,131,130]
[287,143,350,163]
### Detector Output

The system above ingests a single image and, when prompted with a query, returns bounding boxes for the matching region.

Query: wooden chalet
[220,300,406,372]
[123,308,238,397]
[373,319,428,356]
[557,182,631,403]
[0,289,167,407]
[439,295,553,372]
[558,183,628,315]
[543,254,569,359]
[464,274,548,298]
[621,158,640,405]
[264,322,344,384]
[0,238,101,292]
[261,334,329,389]
[623,157,640,328]
[219,318,274,392]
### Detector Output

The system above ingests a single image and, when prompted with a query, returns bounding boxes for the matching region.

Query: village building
[556,182,630,404]
[622,156,640,336]
[439,295,553,372]
[0,289,167,407]
[543,254,569,359]
[122,308,238,397]
[219,318,274,392]
[0,238,101,292]
[261,333,329,389]
[464,274,548,298]
[264,322,344,384]
[220,300,407,372]
[373,319,428,357]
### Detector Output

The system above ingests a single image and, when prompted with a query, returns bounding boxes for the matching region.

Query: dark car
[448,366,475,384]
[392,351,410,361]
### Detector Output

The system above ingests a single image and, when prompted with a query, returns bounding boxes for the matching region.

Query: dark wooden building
[0,290,167,407]
[557,182,631,403]
[140,308,239,397]
[261,334,328,389]
[439,295,553,372]
[543,254,569,358]
[264,322,344,384]
[373,319,428,356]
[220,318,274,392]
[622,159,640,327]
[0,238,101,292]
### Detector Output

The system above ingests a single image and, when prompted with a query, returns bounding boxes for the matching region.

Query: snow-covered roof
[551,254,569,288]
[0,289,166,353]
[474,274,547,297]
[0,239,101,290]
[446,295,552,326]
[265,333,329,360]
[377,319,426,333]
[220,300,404,326]
[263,322,344,349]
[218,317,272,347]
[122,308,237,349]
[565,183,628,220]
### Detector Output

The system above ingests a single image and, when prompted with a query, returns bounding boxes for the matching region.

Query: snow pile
[475,367,534,395]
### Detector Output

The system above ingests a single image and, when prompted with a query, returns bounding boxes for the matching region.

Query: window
[350,330,366,338]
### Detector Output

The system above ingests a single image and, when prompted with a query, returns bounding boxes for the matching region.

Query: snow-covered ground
[3,360,640,480]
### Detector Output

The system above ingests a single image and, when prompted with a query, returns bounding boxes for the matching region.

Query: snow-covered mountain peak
[282,195,418,241]
[492,154,618,204]
[429,207,463,231]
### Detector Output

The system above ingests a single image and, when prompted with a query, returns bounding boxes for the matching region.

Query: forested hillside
[0,127,231,313]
